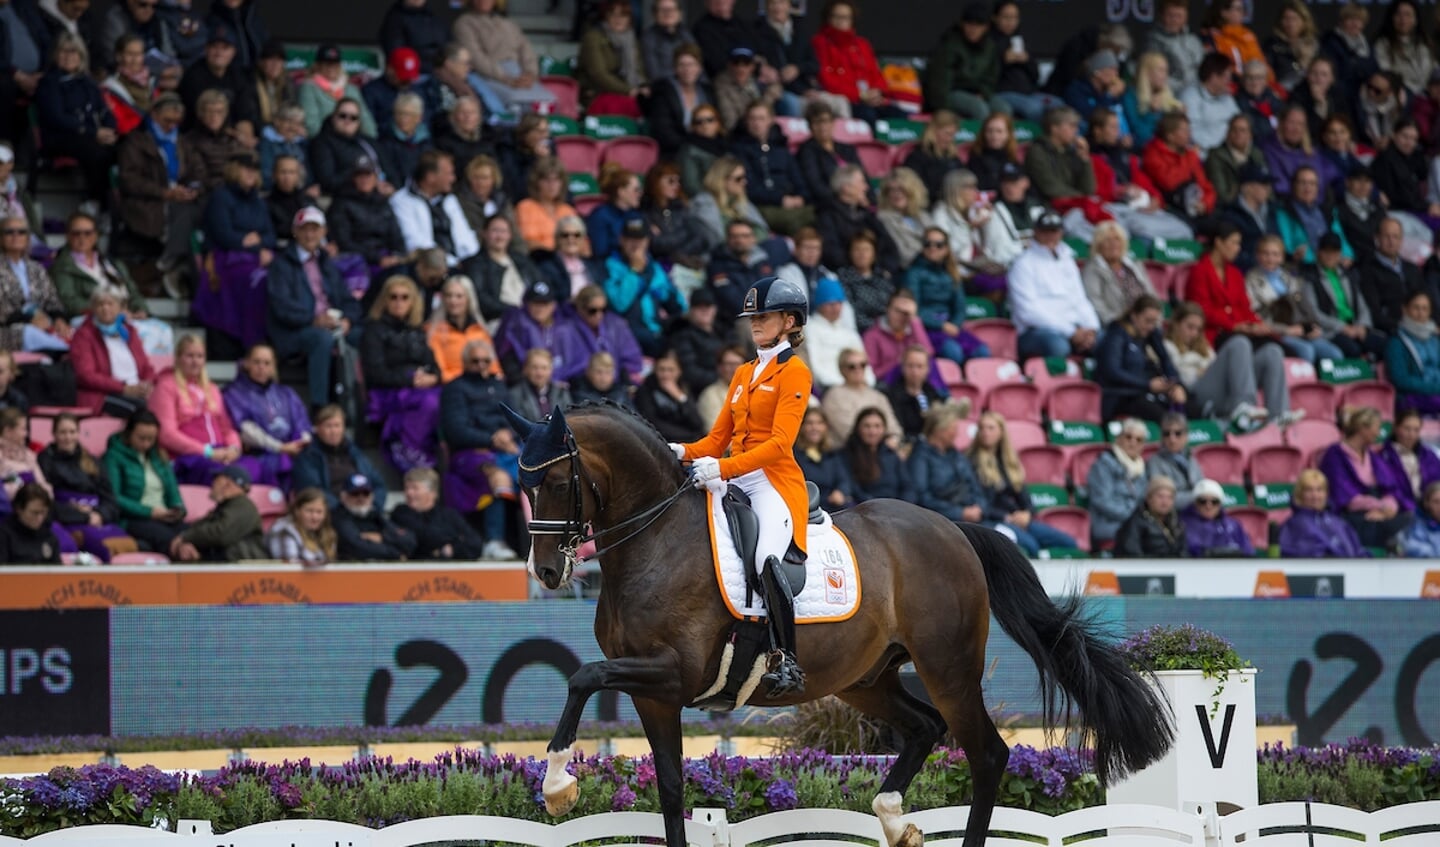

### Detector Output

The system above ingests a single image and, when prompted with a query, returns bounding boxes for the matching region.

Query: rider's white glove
[690,456,721,488]
[668,442,686,461]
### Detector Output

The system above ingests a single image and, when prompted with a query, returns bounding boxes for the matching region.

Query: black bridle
[520,428,690,566]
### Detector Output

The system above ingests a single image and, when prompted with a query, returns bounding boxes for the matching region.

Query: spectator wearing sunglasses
[309,96,387,195]
[1180,478,1255,557]
[1144,412,1204,512]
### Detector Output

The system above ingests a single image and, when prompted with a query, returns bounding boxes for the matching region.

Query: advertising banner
[84,600,1440,747]
[0,610,110,737]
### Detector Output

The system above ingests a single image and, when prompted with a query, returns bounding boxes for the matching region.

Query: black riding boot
[760,556,805,698]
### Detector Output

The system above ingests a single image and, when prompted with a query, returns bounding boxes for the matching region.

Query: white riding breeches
[729,468,794,571]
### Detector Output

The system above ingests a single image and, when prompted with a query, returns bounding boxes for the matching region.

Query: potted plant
[1106,624,1258,810]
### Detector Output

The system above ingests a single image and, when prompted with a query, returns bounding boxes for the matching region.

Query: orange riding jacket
[683,347,812,555]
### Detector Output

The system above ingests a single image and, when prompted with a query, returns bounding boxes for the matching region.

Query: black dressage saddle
[720,482,823,602]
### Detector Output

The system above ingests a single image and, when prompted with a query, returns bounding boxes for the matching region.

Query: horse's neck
[591,493,714,645]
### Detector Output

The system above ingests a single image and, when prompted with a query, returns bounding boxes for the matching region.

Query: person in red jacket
[811,0,906,125]
[69,288,157,417]
[1141,112,1216,224]
[1184,219,1300,427]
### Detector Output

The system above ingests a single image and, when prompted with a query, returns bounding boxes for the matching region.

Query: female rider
[669,276,812,699]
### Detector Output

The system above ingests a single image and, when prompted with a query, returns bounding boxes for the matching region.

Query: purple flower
[764,779,799,811]
[612,784,637,810]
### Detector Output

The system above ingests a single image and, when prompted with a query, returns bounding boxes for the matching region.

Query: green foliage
[1119,624,1252,717]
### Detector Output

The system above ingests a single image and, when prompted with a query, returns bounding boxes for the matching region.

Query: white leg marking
[873,791,907,847]
[542,745,579,816]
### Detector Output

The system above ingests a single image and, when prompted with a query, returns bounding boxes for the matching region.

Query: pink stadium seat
[1144,261,1171,299]
[1341,381,1396,420]
[1226,425,1284,464]
[892,141,917,166]
[1193,443,1246,485]
[572,193,605,216]
[1228,506,1271,551]
[832,118,874,144]
[540,76,580,118]
[179,484,216,521]
[1069,443,1110,490]
[1283,357,1319,389]
[1284,418,1342,457]
[1019,445,1067,486]
[27,415,54,450]
[29,405,91,417]
[965,318,1018,361]
[952,419,976,451]
[985,382,1043,423]
[1248,445,1305,485]
[964,357,1024,394]
[248,484,288,531]
[555,135,603,174]
[935,357,964,390]
[1168,263,1194,301]
[775,115,810,149]
[1006,420,1048,450]
[601,135,660,175]
[1036,506,1091,552]
[1045,382,1102,423]
[111,551,172,565]
[949,383,982,419]
[1289,383,1339,424]
[78,416,125,457]
[854,140,893,175]
[1023,356,1084,393]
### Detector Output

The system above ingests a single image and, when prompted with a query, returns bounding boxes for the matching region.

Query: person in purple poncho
[222,343,313,491]
[1278,469,1368,558]
[1261,104,1339,199]
[1376,409,1440,514]
[1179,478,1255,558]
[360,275,442,472]
[1317,407,1416,551]
[551,284,644,385]
[496,278,565,382]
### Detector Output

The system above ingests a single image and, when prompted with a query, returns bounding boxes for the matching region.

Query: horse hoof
[544,776,579,817]
[897,823,923,847]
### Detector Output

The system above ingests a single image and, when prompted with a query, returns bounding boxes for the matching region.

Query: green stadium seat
[584,115,641,140]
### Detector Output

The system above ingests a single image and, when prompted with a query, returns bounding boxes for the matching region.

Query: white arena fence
[2,801,1438,847]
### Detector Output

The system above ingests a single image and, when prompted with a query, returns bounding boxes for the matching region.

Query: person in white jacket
[1179,54,1241,154]
[980,163,1042,268]
[1007,210,1101,360]
[389,150,480,268]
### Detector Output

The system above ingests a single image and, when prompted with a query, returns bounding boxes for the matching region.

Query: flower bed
[2,743,1436,838]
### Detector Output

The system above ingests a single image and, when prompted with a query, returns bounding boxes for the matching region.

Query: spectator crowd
[1,0,1439,565]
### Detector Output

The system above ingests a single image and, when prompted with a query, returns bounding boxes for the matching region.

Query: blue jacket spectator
[266,222,363,409]
[846,429,913,503]
[1063,50,1130,137]
[602,240,685,357]
[257,126,310,192]
[375,98,433,194]
[440,366,512,451]
[1086,420,1150,544]
[907,407,987,523]
[35,35,115,205]
[585,193,646,260]
[1093,303,1183,422]
[202,157,277,252]
[1402,481,1440,558]
[795,408,855,513]
[729,120,808,208]
[1383,290,1440,419]
[292,407,388,509]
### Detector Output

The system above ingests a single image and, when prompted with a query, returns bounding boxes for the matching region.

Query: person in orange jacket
[670,275,812,698]
[1141,112,1217,222]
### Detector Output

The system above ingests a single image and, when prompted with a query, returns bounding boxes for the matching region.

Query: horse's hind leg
[837,668,946,847]
[911,649,1010,847]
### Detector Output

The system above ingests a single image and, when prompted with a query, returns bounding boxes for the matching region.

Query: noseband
[520,427,690,566]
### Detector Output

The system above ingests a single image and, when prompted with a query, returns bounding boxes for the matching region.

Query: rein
[522,431,691,566]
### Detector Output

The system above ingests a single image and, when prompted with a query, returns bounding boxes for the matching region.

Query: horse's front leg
[633,696,687,847]
[543,653,683,817]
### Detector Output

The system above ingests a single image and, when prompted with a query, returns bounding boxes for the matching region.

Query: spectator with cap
[168,464,266,562]
[178,24,258,137]
[714,45,780,133]
[497,277,565,381]
[1219,161,1281,270]
[376,92,434,194]
[36,34,116,211]
[1296,231,1382,360]
[1064,50,1129,138]
[257,103,309,192]
[553,285,643,384]
[309,96,388,196]
[333,472,417,561]
[980,162,1040,268]
[803,277,863,390]
[440,337,520,551]
[392,149,479,268]
[1179,53,1240,153]
[665,286,725,394]
[248,42,294,122]
[328,156,407,272]
[1206,114,1266,208]
[1007,209,1101,360]
[451,0,555,113]
[363,47,423,139]
[117,93,202,284]
[299,43,376,138]
[266,206,361,411]
[392,466,488,560]
[379,0,447,76]
[292,405,387,509]
[925,3,1008,120]
[1180,478,1254,557]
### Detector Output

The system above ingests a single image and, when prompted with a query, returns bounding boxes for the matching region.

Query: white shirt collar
[751,339,791,382]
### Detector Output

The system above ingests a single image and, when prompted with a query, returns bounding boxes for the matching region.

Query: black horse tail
[957,522,1174,786]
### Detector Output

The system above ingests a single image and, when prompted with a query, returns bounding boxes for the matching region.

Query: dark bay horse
[505,403,1173,847]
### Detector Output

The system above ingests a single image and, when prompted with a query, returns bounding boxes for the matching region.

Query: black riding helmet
[738,275,809,326]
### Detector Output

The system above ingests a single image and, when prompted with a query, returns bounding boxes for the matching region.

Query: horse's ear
[502,404,537,437]
[543,405,570,443]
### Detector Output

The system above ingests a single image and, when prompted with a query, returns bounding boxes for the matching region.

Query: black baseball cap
[524,279,557,303]
[343,473,373,494]
[999,162,1026,183]
[208,25,237,47]
[1237,162,1273,185]
[1318,232,1344,252]
[217,465,252,490]
[316,43,342,64]
[620,218,649,240]
[1035,209,1064,230]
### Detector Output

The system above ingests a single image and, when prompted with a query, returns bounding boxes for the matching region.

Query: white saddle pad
[705,485,861,623]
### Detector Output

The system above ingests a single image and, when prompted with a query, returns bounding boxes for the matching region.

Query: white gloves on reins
[668,442,686,461]
[690,457,721,488]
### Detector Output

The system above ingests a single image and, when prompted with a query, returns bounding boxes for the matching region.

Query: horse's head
[505,402,687,590]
